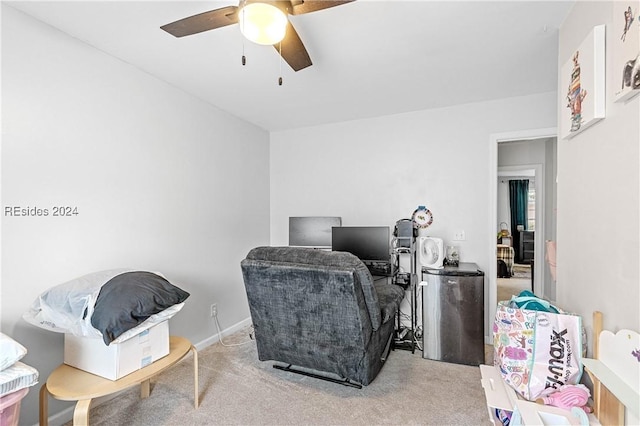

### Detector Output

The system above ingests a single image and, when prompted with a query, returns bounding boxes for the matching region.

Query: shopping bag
[493,300,583,401]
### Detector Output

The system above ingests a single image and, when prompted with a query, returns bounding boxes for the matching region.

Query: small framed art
[613,1,640,102]
[560,25,606,139]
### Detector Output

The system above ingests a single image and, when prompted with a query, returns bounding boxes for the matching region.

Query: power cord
[213,312,254,347]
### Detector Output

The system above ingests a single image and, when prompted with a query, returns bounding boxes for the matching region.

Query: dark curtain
[509,179,529,262]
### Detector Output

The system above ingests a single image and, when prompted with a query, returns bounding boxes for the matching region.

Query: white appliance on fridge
[416,236,445,269]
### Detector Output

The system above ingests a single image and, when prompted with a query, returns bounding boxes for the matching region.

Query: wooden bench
[40,336,198,425]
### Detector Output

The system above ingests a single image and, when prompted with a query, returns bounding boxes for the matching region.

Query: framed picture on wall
[560,25,606,139]
[613,1,640,102]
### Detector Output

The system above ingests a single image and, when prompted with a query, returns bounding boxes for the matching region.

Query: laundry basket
[0,388,29,426]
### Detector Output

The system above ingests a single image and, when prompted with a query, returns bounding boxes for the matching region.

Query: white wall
[557,2,640,349]
[1,6,270,425]
[270,91,557,341]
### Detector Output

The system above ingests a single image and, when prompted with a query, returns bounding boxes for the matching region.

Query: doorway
[497,162,542,303]
[487,128,557,344]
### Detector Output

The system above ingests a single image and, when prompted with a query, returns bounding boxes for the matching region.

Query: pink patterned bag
[493,301,584,401]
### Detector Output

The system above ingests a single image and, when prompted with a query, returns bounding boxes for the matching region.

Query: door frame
[487,127,556,344]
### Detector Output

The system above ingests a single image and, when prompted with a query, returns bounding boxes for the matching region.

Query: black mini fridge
[421,262,484,366]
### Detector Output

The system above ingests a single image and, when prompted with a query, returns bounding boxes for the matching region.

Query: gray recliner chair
[240,246,404,387]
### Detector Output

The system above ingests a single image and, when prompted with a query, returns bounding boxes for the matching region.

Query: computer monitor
[331,226,390,262]
[288,216,342,249]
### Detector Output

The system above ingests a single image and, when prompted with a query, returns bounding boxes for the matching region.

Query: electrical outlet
[210,303,218,318]
[453,230,466,241]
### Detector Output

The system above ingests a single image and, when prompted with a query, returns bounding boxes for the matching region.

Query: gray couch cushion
[374,281,403,324]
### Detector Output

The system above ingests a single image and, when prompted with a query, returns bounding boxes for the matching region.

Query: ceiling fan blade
[160,6,239,37]
[274,21,312,71]
[290,0,355,15]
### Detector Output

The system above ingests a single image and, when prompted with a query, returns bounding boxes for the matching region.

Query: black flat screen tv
[331,226,390,262]
[288,216,342,249]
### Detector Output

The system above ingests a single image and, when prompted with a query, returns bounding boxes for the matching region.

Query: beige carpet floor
[497,277,531,303]
[511,263,532,278]
[498,262,532,303]
[69,328,491,425]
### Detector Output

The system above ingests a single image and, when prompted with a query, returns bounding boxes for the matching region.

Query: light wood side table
[40,336,198,426]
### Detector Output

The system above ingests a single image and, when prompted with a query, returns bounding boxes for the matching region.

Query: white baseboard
[193,316,253,351]
[37,316,253,426]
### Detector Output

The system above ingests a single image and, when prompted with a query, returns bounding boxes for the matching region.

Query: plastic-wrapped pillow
[90,271,190,345]
[0,333,27,371]
[22,269,189,345]
[22,269,133,339]
[111,302,185,344]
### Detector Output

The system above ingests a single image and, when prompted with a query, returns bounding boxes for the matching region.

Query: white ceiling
[6,1,574,131]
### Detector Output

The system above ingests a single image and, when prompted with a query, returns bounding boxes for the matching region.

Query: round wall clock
[412,205,433,229]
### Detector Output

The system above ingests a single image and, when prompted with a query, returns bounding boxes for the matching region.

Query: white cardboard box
[64,321,170,380]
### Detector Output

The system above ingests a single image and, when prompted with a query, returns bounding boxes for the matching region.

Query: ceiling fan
[160,0,354,72]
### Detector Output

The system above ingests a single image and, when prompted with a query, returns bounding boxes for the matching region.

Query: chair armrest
[373,282,404,324]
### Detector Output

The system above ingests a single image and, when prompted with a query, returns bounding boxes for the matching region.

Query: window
[527,186,535,231]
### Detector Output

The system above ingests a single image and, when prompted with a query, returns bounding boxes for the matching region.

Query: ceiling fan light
[239,3,287,45]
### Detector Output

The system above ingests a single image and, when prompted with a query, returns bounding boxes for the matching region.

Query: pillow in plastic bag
[22,269,132,338]
[0,333,27,371]
[111,302,185,344]
[23,269,189,344]
[90,271,190,345]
